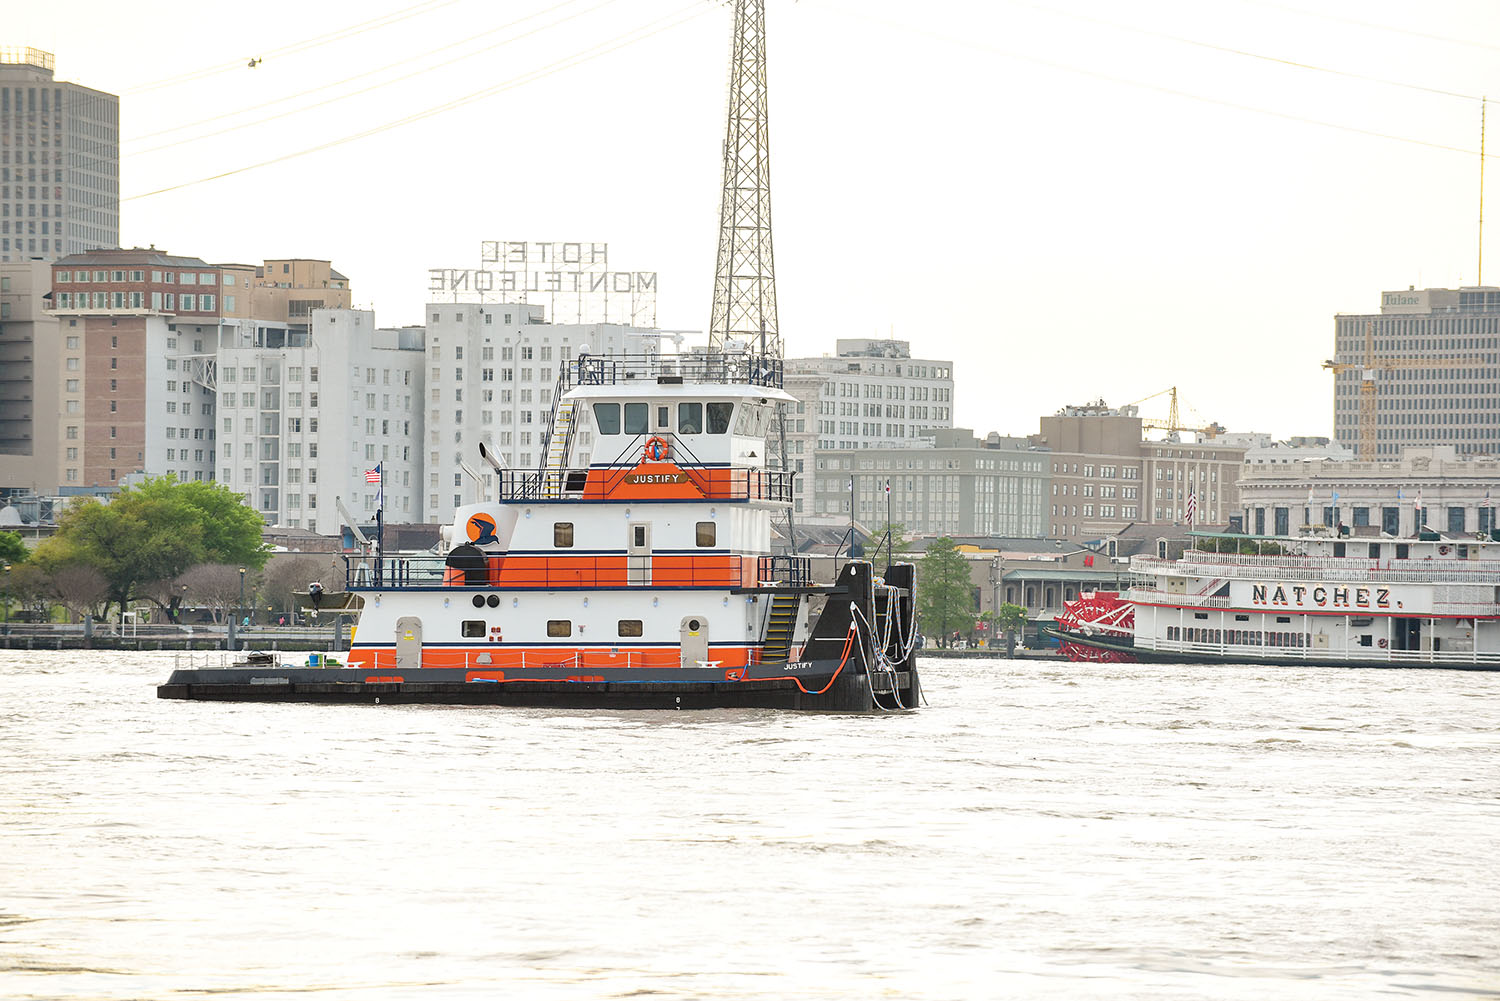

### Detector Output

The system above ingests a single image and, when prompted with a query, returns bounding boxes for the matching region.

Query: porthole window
[696,521,716,547]
[471,595,485,608]
[547,620,572,637]
[618,620,643,637]
[461,620,485,637]
[688,618,701,631]
[486,594,500,608]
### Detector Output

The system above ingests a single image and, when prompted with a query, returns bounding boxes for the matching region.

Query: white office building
[216,309,425,531]
[421,302,676,524]
[782,338,955,521]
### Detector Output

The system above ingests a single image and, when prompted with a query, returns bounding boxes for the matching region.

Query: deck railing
[1141,635,1500,666]
[345,553,807,591]
[1134,554,1500,585]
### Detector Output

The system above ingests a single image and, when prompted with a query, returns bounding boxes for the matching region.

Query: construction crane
[1129,386,1225,440]
[1321,320,1481,460]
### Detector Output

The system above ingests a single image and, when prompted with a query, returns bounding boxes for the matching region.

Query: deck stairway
[540,397,578,496]
[760,593,801,665]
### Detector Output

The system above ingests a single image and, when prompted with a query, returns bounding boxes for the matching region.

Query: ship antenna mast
[708,0,780,370]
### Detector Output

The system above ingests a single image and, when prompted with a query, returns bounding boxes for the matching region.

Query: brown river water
[1,651,1497,999]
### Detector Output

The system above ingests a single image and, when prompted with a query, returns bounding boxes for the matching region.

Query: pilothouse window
[706,402,733,434]
[624,403,648,434]
[678,402,702,434]
[734,403,766,436]
[592,403,620,434]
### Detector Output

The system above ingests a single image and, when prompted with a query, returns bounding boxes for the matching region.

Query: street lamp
[2,563,11,625]
[238,567,246,624]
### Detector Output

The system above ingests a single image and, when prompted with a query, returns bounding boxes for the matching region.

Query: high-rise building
[0,48,119,262]
[217,309,425,532]
[421,302,673,524]
[811,428,1048,537]
[782,338,955,520]
[0,261,62,494]
[1332,287,1500,458]
[1030,402,1246,539]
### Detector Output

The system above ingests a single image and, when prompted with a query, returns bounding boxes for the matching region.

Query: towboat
[158,350,921,710]
[1049,530,1500,669]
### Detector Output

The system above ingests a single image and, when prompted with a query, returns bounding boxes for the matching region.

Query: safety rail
[1141,636,1500,665]
[1126,588,1231,608]
[1134,553,1500,585]
[757,555,811,588]
[494,464,794,502]
[564,350,783,390]
[380,648,719,672]
[346,553,801,591]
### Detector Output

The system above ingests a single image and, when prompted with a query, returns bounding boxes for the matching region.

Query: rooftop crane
[1321,320,1482,460]
[1129,386,1225,441]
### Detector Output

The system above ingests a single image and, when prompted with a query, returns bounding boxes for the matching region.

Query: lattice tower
[708,0,780,366]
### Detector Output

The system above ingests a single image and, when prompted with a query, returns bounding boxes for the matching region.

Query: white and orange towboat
[160,350,921,711]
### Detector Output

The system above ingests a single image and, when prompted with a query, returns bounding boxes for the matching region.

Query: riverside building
[216,309,425,531]
[811,429,1048,537]
[1030,401,1246,540]
[1237,446,1500,537]
[421,301,676,525]
[1333,286,1500,458]
[0,49,119,261]
[782,338,955,518]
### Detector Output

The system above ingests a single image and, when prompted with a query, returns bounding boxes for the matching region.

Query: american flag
[365,464,382,484]
[1185,489,1197,524]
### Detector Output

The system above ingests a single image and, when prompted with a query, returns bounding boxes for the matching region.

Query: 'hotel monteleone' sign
[428,241,658,327]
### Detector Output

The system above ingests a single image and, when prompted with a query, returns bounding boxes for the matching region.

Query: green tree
[0,530,26,567]
[862,522,912,564]
[32,476,268,619]
[995,602,1028,657]
[917,536,973,648]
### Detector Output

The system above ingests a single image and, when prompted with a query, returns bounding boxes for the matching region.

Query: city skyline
[6,0,1500,443]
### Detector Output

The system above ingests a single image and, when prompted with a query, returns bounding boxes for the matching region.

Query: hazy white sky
[11,0,1500,440]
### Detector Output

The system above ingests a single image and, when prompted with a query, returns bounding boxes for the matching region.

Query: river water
[1,651,1497,1000]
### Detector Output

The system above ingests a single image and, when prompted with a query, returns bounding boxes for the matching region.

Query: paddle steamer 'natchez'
[159,350,921,710]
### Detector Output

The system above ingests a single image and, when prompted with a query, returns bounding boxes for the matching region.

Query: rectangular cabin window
[461,620,486,638]
[593,403,620,434]
[618,620,644,637]
[624,402,648,434]
[696,521,716,547]
[547,620,572,637]
[706,402,733,434]
[678,402,702,434]
[554,522,574,548]
[633,525,647,548]
[657,406,670,428]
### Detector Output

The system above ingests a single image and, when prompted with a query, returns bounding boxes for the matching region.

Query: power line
[125,0,617,156]
[1234,0,1500,56]
[112,3,708,208]
[808,0,1479,156]
[1006,0,1485,103]
[120,0,466,95]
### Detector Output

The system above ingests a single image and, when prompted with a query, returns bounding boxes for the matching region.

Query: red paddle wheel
[1054,591,1137,663]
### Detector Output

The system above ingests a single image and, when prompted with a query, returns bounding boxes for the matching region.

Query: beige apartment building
[1031,401,1245,540]
[0,261,62,493]
[251,259,351,332]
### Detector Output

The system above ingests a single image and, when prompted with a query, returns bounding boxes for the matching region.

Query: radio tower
[708,0,780,370]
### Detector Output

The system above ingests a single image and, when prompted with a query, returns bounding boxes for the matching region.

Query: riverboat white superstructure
[1052,530,1500,669]
[160,350,921,710]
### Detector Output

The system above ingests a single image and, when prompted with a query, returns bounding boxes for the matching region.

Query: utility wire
[113,3,708,208]
[126,0,617,156]
[1234,0,1500,56]
[1005,0,1486,103]
[809,0,1479,156]
[121,0,466,95]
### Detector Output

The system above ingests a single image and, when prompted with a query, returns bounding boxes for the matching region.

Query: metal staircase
[539,361,579,496]
[759,593,801,665]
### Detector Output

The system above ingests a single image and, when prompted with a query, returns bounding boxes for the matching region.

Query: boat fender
[644,436,670,462]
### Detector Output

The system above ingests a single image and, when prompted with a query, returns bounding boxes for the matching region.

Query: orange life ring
[644,436,670,461]
[1438,545,1451,555]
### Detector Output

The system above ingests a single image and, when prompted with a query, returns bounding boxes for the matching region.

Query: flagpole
[376,465,385,586]
[886,478,893,568]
